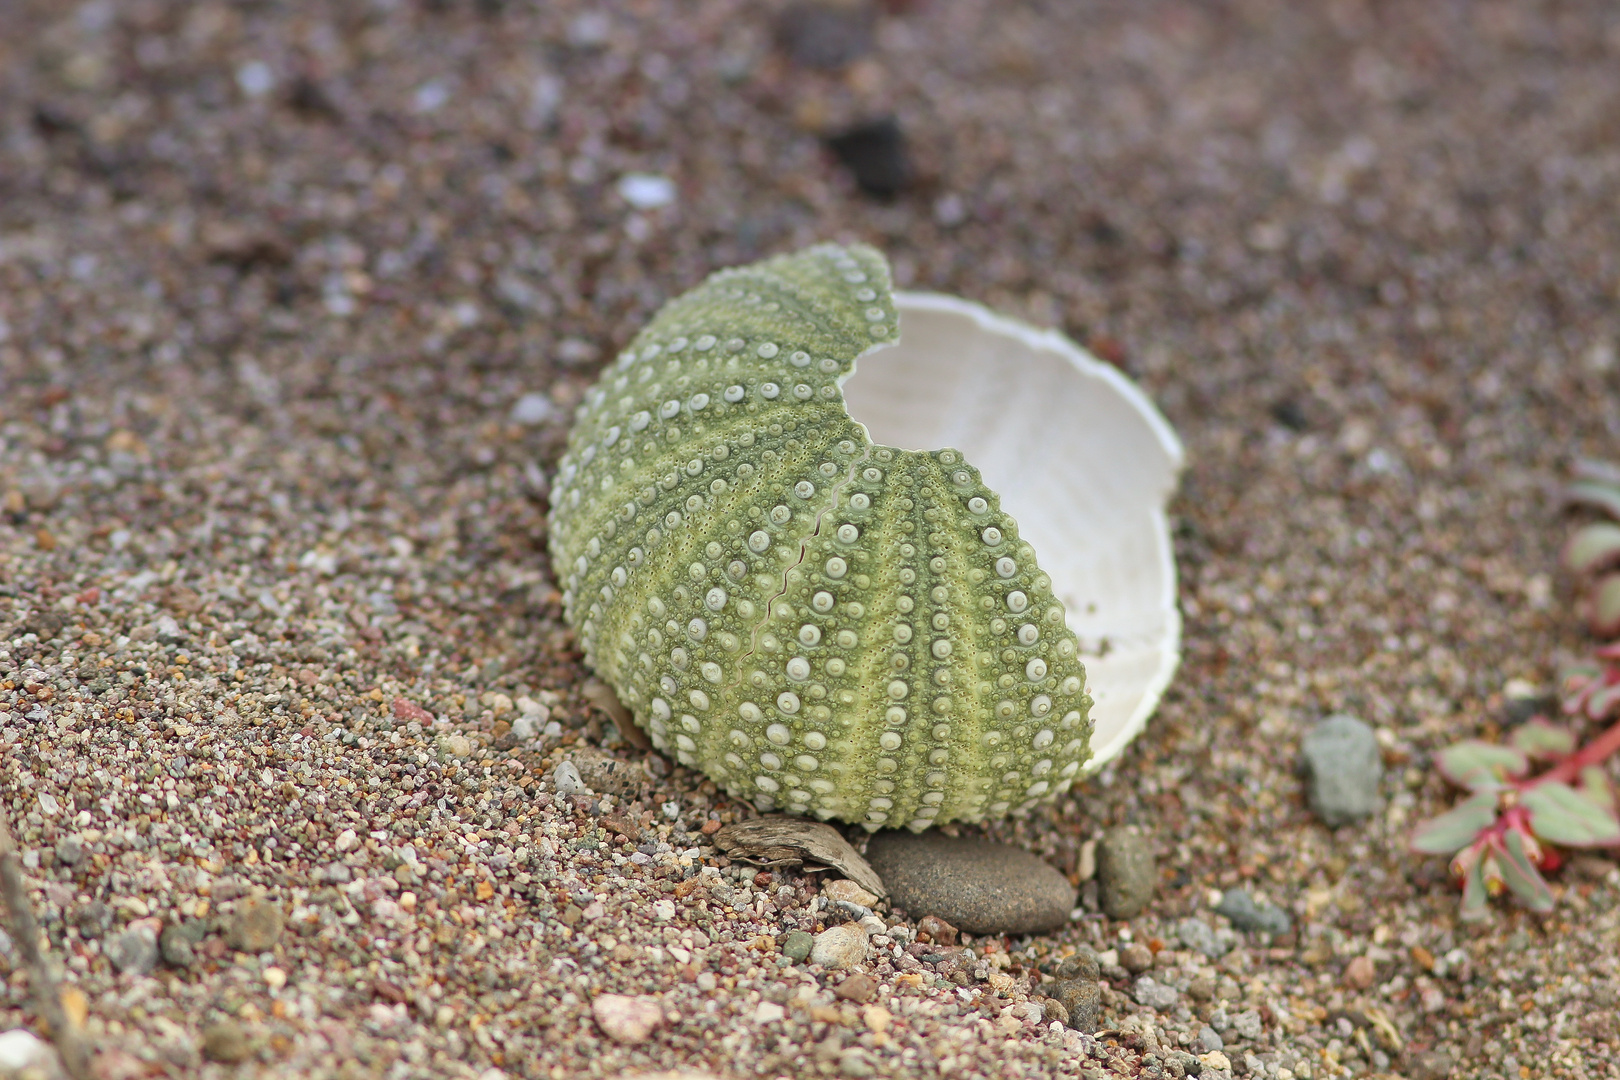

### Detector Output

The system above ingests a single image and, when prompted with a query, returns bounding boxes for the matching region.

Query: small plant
[1410,682,1620,918]
[1562,459,1620,636]
[1409,462,1620,918]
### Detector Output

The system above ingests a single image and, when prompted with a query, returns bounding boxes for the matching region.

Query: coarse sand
[2,1,1619,1078]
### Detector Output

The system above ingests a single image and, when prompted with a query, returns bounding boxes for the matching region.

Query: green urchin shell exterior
[549,244,1093,829]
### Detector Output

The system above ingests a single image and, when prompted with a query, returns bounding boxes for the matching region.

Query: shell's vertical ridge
[549,244,1095,827]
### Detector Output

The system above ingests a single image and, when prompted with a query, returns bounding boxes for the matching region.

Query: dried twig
[0,805,92,1080]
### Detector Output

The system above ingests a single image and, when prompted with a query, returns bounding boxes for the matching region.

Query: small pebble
[822,879,880,909]
[1133,975,1180,1010]
[159,922,197,969]
[552,760,588,796]
[1343,954,1377,990]
[0,1029,51,1071]
[1230,1009,1264,1041]
[810,923,869,970]
[202,1019,251,1064]
[54,834,84,866]
[1049,979,1101,1033]
[1177,917,1232,958]
[1042,946,1100,983]
[1097,826,1157,919]
[107,925,159,975]
[862,832,1075,935]
[1215,889,1291,935]
[834,973,877,1003]
[1200,1050,1232,1074]
[916,915,958,945]
[1120,942,1154,973]
[227,894,286,953]
[782,930,814,962]
[592,994,664,1045]
[1300,714,1383,827]
[1199,1025,1224,1053]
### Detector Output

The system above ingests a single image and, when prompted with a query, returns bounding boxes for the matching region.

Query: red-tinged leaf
[1498,831,1555,913]
[1565,479,1620,520]
[1590,574,1620,638]
[1523,782,1620,847]
[1436,741,1528,789]
[1411,792,1499,855]
[1565,523,1620,575]
[1509,719,1576,759]
[1459,858,1489,922]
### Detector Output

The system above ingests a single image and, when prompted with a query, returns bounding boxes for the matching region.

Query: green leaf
[1565,523,1620,574]
[1579,765,1615,810]
[1509,719,1575,759]
[1459,859,1489,922]
[1411,792,1499,854]
[1498,831,1554,913]
[1565,479,1620,520]
[1436,741,1528,789]
[1523,781,1620,847]
[1592,574,1620,638]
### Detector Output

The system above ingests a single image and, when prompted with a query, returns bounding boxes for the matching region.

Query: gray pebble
[1042,946,1100,983]
[1132,974,1179,1010]
[72,901,112,939]
[551,760,588,796]
[54,834,84,866]
[1177,917,1232,958]
[1300,713,1383,827]
[159,922,197,969]
[1096,826,1156,919]
[782,930,814,963]
[1198,1025,1224,1053]
[863,831,1075,935]
[107,925,159,975]
[1214,889,1291,936]
[1167,1049,1202,1076]
[810,923,868,970]
[1050,978,1101,1033]
[838,1048,877,1078]
[226,894,285,953]
[1230,1008,1264,1041]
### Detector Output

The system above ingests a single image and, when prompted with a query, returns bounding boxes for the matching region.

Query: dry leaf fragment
[712,816,886,898]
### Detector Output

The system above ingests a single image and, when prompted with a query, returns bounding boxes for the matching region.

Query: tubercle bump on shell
[548,243,1094,828]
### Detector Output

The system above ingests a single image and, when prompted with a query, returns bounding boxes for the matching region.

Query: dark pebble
[159,922,196,969]
[107,926,159,975]
[863,832,1075,935]
[1049,979,1101,1033]
[1097,826,1156,919]
[825,118,911,199]
[1041,946,1100,983]
[917,914,958,946]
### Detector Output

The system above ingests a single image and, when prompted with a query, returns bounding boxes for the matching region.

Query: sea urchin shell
[550,244,1181,829]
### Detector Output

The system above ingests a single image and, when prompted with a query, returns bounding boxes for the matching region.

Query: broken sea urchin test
[550,244,1182,828]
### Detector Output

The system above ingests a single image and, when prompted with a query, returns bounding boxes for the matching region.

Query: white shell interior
[842,292,1185,773]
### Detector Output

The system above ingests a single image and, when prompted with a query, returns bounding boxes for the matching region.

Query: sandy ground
[2,1,1619,1078]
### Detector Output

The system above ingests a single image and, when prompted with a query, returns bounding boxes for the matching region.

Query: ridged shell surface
[550,244,1095,829]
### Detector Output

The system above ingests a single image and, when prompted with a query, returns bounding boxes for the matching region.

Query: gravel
[3,1,1620,1078]
[1212,888,1292,936]
[1300,713,1384,827]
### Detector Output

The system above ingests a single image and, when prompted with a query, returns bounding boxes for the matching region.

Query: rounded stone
[106,926,159,975]
[593,993,664,1045]
[782,930,815,963]
[1300,713,1383,827]
[810,923,869,970]
[226,894,285,953]
[1119,942,1154,973]
[1096,825,1156,920]
[202,1020,251,1064]
[862,832,1075,936]
[1049,979,1101,1033]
